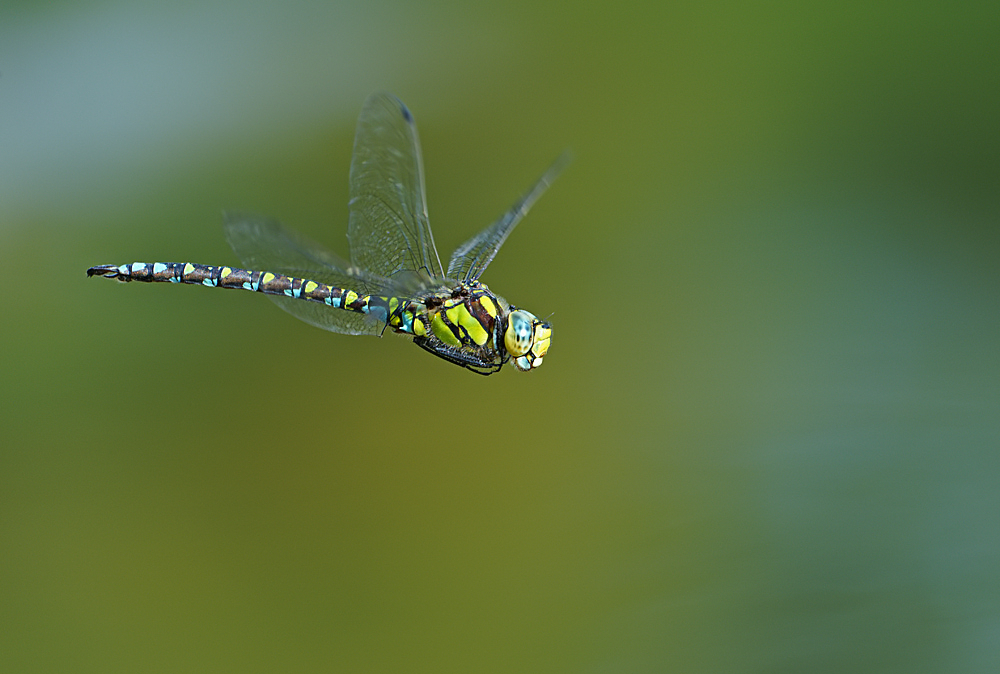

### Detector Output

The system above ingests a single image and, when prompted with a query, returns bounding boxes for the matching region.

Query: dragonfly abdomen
[86,262,392,317]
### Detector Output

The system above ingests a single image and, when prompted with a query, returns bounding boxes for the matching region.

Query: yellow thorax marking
[457,304,488,345]
[431,312,461,347]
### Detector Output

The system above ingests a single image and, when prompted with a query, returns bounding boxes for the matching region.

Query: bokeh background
[2,1,998,672]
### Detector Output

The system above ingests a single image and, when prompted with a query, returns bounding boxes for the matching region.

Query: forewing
[447,153,568,283]
[348,93,445,282]
[224,212,388,335]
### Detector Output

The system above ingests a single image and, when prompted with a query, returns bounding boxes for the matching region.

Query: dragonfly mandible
[88,93,565,374]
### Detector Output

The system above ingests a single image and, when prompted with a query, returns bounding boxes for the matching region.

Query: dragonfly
[88,93,564,374]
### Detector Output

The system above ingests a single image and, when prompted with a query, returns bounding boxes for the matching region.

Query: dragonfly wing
[253,294,382,336]
[224,212,388,335]
[447,153,568,283]
[348,93,445,283]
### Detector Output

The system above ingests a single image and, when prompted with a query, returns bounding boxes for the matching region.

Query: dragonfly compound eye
[505,310,536,357]
[506,310,551,371]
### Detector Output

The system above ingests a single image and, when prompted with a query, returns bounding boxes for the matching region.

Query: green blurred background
[2,1,998,672]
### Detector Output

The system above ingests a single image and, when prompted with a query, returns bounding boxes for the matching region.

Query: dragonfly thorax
[399,283,550,374]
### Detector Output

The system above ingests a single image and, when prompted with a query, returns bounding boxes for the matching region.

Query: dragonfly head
[505,309,551,371]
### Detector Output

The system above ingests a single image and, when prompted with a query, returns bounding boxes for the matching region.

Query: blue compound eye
[505,310,535,357]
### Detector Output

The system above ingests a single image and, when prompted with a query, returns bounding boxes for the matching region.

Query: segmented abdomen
[87,262,392,318]
[87,263,506,355]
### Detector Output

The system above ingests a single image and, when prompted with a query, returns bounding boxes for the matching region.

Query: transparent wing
[447,153,569,283]
[348,92,445,284]
[224,212,391,336]
[251,294,382,336]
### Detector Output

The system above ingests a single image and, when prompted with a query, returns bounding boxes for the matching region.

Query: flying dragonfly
[88,93,565,374]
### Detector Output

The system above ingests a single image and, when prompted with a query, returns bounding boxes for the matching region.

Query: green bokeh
[2,2,998,672]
